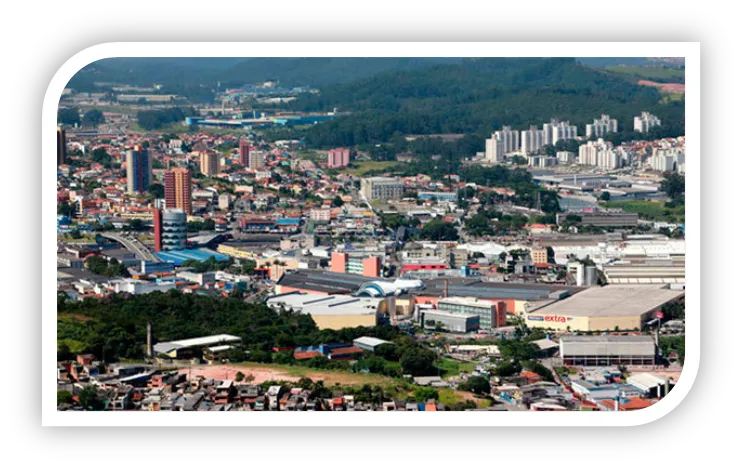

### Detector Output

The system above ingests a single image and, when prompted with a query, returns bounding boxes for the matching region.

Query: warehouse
[274,270,376,295]
[525,284,685,332]
[559,335,656,366]
[153,334,242,360]
[265,292,388,330]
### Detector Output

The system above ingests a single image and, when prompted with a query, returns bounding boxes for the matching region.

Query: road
[99,232,158,262]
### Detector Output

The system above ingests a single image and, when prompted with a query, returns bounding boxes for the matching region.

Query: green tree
[77,386,104,411]
[58,108,80,126]
[331,196,344,207]
[600,191,611,201]
[235,371,245,382]
[419,219,459,241]
[459,375,491,395]
[661,172,685,201]
[57,390,73,406]
[147,183,165,199]
[82,109,105,127]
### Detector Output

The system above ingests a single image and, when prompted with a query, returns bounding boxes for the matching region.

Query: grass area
[437,358,474,378]
[660,92,685,104]
[437,388,467,407]
[601,200,685,223]
[58,339,86,354]
[342,160,401,177]
[606,65,685,81]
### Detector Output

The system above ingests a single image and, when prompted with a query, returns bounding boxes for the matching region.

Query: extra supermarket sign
[527,315,574,323]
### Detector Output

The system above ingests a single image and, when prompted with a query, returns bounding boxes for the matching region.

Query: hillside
[290,58,685,147]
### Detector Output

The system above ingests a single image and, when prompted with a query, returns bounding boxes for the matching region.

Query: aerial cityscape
[55,57,686,412]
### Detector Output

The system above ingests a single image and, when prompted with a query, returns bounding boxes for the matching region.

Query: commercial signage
[527,315,574,323]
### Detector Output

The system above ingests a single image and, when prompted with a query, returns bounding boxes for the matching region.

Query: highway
[99,232,158,262]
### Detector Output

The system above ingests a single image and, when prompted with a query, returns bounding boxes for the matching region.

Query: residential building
[327,148,351,168]
[164,167,192,214]
[544,119,578,145]
[634,112,661,133]
[249,150,264,170]
[239,140,250,167]
[556,151,575,164]
[126,146,151,194]
[520,126,546,155]
[578,138,622,169]
[485,126,519,162]
[361,177,403,201]
[586,115,618,138]
[199,150,219,176]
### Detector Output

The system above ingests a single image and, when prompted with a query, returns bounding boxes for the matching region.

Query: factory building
[559,335,656,366]
[265,293,388,330]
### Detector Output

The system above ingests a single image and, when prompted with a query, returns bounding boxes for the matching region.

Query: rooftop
[531,285,684,318]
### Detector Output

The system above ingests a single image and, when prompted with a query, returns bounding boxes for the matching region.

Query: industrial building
[153,334,242,361]
[556,211,639,227]
[419,309,480,333]
[265,292,387,330]
[353,336,392,352]
[526,284,684,332]
[559,335,656,366]
[602,257,685,284]
[437,297,508,329]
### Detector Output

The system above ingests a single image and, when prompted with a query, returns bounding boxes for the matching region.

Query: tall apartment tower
[126,146,152,194]
[199,150,219,176]
[57,126,66,167]
[634,112,662,133]
[485,126,520,162]
[239,140,251,167]
[327,148,351,168]
[164,167,192,214]
[249,150,264,170]
[586,115,618,138]
[520,126,546,155]
[544,119,578,145]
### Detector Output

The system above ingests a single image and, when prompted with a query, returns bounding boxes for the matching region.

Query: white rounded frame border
[42,42,701,427]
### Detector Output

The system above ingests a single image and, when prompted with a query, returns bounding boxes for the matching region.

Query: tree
[399,346,437,376]
[459,376,491,395]
[331,196,344,207]
[235,371,245,382]
[414,387,439,402]
[493,360,521,377]
[57,390,74,406]
[600,191,611,201]
[90,148,112,166]
[82,109,105,127]
[244,373,256,384]
[77,386,104,411]
[147,183,164,199]
[58,108,80,126]
[661,172,685,201]
[419,219,459,241]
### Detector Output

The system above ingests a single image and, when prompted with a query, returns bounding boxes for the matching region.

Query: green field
[437,358,475,378]
[342,161,401,177]
[606,65,685,81]
[660,93,685,104]
[601,200,685,223]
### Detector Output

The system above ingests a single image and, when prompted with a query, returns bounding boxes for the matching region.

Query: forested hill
[216,58,460,87]
[291,58,685,147]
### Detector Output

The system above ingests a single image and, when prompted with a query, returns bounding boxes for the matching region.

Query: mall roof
[530,285,684,318]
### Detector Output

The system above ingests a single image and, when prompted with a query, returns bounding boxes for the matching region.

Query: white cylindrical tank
[585,266,598,286]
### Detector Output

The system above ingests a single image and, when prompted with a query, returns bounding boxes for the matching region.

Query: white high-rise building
[634,112,662,133]
[485,126,520,162]
[520,126,546,155]
[578,138,622,169]
[586,115,618,138]
[650,148,685,173]
[544,119,578,145]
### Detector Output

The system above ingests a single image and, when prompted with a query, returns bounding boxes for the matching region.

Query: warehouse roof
[266,293,380,316]
[276,269,376,294]
[422,278,581,301]
[154,334,241,355]
[530,285,684,318]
